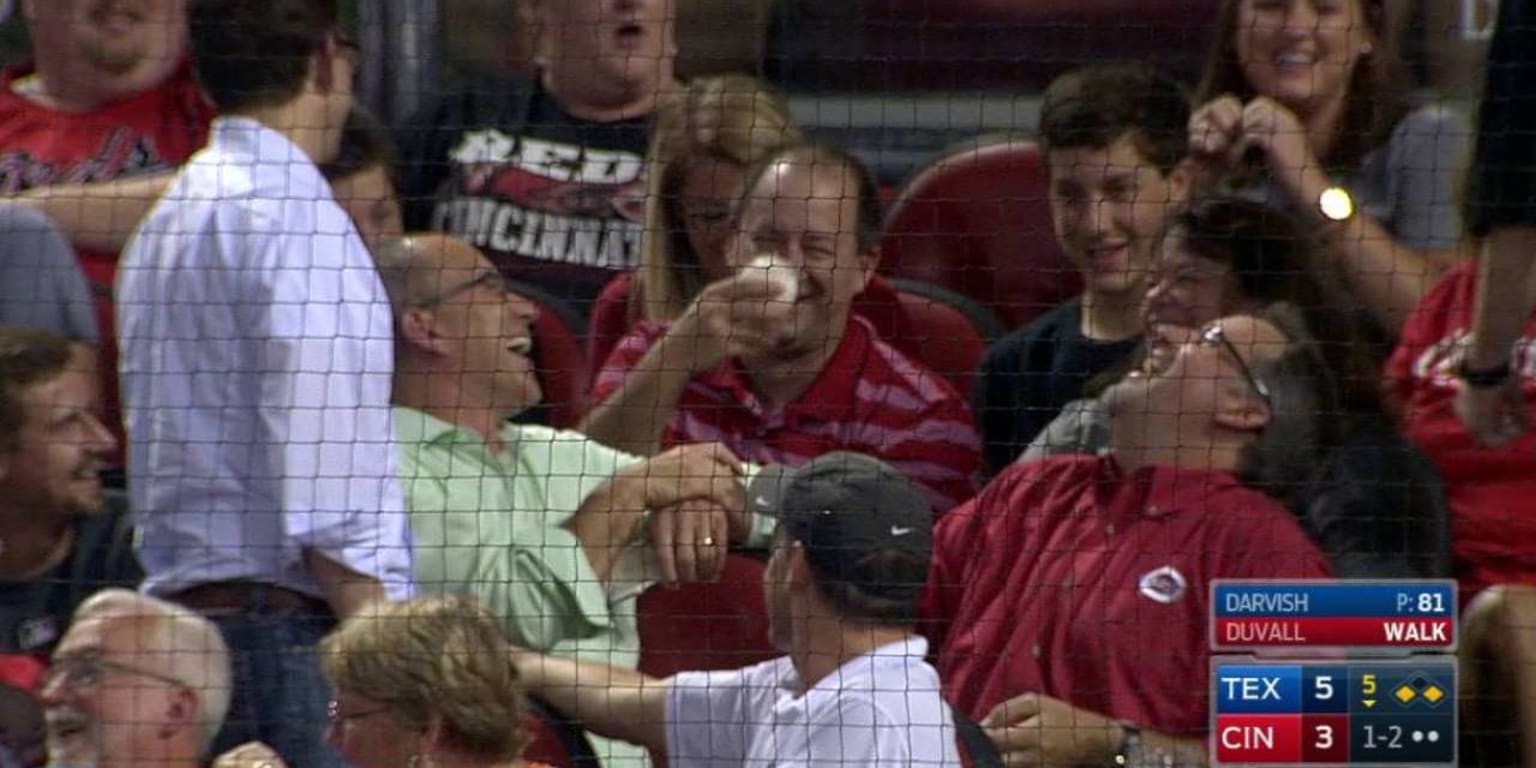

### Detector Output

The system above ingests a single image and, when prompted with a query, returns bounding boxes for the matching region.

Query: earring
[1360,42,1374,56]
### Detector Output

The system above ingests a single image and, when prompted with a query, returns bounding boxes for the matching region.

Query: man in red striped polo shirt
[583,141,980,513]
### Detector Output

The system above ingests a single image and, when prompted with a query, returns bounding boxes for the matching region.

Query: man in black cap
[512,451,965,767]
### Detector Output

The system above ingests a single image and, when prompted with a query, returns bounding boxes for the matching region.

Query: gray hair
[73,589,232,751]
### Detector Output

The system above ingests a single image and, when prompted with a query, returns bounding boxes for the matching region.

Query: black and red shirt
[397,74,649,315]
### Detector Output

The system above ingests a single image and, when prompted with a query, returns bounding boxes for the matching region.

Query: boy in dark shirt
[974,63,1191,475]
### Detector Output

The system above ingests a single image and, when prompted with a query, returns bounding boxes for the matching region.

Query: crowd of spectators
[0,0,1532,766]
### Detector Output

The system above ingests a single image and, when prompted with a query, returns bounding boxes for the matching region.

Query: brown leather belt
[170,581,332,618]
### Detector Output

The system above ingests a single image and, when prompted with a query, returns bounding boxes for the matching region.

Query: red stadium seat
[511,282,591,429]
[890,279,999,396]
[637,554,779,679]
[881,139,1082,330]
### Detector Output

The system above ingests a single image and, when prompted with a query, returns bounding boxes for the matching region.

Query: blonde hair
[637,74,803,322]
[73,589,233,750]
[319,595,529,762]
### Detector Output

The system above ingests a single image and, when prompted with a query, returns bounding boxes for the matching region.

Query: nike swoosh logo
[890,526,913,536]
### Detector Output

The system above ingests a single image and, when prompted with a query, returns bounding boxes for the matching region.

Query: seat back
[511,282,591,429]
[882,139,1081,330]
[883,278,997,396]
[637,554,779,679]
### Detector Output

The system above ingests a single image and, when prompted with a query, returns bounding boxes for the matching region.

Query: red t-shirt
[921,455,1333,734]
[0,62,215,451]
[591,316,981,513]
[1386,261,1536,598]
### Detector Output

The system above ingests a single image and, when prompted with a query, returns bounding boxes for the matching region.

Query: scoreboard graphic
[1211,659,1457,765]
[1210,580,1458,767]
[1211,580,1457,651]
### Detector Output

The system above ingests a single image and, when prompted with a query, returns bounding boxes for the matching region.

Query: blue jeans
[209,612,342,768]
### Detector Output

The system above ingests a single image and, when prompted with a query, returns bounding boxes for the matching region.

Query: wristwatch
[1318,186,1355,223]
[1458,358,1514,388]
[1113,721,1141,767]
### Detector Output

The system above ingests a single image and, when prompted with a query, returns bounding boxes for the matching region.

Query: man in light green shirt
[376,235,769,766]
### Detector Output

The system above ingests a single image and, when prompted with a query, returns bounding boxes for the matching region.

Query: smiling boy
[974,63,1191,475]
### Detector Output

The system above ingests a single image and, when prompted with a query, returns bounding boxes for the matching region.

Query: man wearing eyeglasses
[41,589,231,768]
[116,2,410,768]
[377,233,774,767]
[921,307,1334,768]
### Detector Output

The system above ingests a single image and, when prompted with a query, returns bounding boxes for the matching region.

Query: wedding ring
[701,536,716,547]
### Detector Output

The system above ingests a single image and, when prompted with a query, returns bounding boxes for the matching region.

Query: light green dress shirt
[395,407,772,767]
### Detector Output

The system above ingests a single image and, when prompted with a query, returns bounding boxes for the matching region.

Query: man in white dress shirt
[514,452,967,768]
[116,1,411,766]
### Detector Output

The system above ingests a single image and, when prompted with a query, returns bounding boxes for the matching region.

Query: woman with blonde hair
[587,73,804,366]
[214,595,552,768]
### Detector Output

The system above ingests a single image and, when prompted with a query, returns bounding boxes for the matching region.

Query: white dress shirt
[666,636,961,767]
[118,116,413,601]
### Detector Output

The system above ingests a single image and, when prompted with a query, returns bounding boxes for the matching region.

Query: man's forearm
[1468,228,1536,369]
[1133,729,1208,768]
[580,340,697,455]
[16,173,174,252]
[304,549,387,618]
[513,650,670,751]
[563,478,648,584]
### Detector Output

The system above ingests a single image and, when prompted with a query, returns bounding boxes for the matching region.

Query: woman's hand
[1189,95,1331,206]
[1237,97,1329,202]
[1188,94,1246,162]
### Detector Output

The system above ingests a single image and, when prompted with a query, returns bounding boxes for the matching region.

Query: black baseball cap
[747,452,934,603]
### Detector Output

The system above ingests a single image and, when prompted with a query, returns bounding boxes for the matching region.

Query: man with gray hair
[40,588,231,768]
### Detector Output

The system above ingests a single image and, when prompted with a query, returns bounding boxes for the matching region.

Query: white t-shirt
[665,636,961,767]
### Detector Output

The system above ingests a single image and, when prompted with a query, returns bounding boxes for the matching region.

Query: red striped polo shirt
[591,316,981,513]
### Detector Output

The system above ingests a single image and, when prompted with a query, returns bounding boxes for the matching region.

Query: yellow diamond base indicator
[1395,685,1418,703]
[1424,685,1445,703]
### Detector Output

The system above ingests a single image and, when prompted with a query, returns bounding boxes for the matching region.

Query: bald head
[377,234,543,415]
[740,142,883,255]
[373,234,492,315]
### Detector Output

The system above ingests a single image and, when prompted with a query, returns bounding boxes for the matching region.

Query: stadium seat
[856,277,999,395]
[510,282,591,429]
[637,554,779,680]
[881,139,1082,331]
[522,696,600,768]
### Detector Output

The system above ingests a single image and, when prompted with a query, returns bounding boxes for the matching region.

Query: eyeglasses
[1199,324,1272,405]
[326,700,392,730]
[415,271,513,307]
[45,654,189,691]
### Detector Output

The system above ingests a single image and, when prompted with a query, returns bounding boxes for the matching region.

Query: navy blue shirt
[972,298,1139,476]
